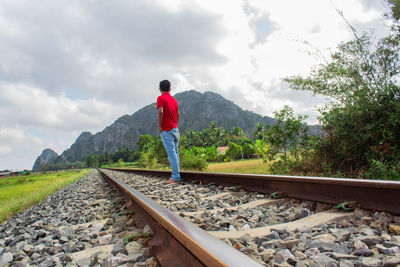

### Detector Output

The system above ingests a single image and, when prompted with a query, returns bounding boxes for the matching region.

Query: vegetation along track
[100,168,400,266]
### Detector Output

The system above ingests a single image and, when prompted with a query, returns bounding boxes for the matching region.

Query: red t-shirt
[157,92,179,132]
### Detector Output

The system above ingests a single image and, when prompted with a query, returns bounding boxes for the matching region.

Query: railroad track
[99,168,400,266]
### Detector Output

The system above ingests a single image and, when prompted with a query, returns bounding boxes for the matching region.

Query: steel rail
[107,168,400,215]
[99,169,263,267]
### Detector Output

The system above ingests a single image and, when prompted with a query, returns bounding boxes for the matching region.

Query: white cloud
[0,82,127,131]
[0,82,129,170]
[0,127,26,141]
[0,0,226,102]
[175,0,389,122]
[0,145,11,155]
[0,126,42,170]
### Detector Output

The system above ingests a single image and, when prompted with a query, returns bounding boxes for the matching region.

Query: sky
[0,0,391,170]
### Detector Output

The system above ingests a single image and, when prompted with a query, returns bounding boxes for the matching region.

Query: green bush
[180,151,208,170]
[117,158,125,167]
[225,142,243,160]
[139,151,157,168]
[189,146,218,161]
[268,158,302,175]
[364,160,400,180]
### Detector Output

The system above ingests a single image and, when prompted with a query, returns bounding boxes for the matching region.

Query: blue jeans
[160,127,181,181]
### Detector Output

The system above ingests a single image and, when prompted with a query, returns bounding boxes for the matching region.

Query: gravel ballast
[0,170,156,267]
[102,169,400,266]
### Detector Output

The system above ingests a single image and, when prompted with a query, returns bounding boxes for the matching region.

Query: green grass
[0,169,90,224]
[205,159,273,174]
[100,161,140,168]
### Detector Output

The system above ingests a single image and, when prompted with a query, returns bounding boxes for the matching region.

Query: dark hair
[159,80,171,92]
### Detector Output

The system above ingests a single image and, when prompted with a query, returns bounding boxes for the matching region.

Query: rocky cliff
[32,149,59,171]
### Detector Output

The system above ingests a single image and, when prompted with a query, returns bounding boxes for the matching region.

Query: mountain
[32,149,59,171]
[33,90,315,170]
[61,90,275,161]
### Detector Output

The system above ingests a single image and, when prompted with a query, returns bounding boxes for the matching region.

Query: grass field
[205,159,271,174]
[0,169,90,224]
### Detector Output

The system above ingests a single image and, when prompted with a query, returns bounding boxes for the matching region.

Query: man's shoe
[166,178,177,184]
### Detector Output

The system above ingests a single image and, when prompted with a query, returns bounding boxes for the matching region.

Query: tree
[253,123,265,140]
[138,135,168,167]
[226,142,243,160]
[182,122,229,148]
[264,106,309,160]
[252,139,270,163]
[209,121,226,146]
[181,129,201,147]
[284,20,400,177]
[386,0,400,26]
[137,135,152,152]
[236,138,256,159]
[99,152,112,166]
[189,146,218,161]
[112,147,131,162]
[230,126,247,139]
[85,154,100,168]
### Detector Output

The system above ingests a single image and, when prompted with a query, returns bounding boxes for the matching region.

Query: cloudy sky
[0,0,390,170]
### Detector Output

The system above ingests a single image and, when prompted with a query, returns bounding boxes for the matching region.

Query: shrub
[226,142,243,160]
[189,146,218,161]
[117,158,125,167]
[268,158,302,175]
[364,160,400,180]
[139,151,157,168]
[180,151,208,170]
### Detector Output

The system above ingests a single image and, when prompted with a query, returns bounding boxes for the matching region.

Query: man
[157,80,181,184]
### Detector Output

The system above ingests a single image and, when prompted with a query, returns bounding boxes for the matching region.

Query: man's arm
[158,107,163,132]
[177,110,180,122]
